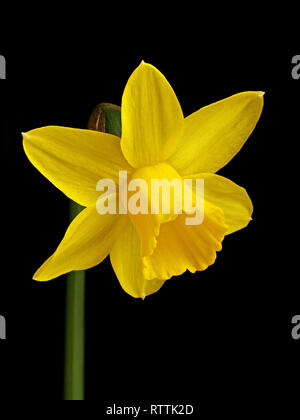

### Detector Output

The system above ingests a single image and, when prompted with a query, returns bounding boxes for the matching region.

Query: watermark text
[0,315,6,339]
[96,171,205,225]
[291,55,300,80]
[291,315,300,340]
[0,55,6,79]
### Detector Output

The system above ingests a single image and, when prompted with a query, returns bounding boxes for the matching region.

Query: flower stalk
[64,231,85,400]
[64,103,121,400]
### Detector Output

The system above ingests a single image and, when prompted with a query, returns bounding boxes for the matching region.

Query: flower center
[123,162,183,220]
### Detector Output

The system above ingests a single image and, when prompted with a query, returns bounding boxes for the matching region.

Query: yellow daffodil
[23,62,264,299]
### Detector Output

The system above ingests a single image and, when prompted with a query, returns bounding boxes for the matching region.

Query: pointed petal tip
[32,268,43,281]
[258,91,265,97]
[21,131,29,139]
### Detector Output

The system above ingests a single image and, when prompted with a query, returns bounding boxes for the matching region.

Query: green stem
[64,201,85,401]
[64,103,121,400]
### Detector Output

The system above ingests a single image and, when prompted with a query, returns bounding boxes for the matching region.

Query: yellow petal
[23,126,131,207]
[34,206,126,281]
[169,91,264,175]
[142,203,227,280]
[110,218,165,298]
[189,173,253,234]
[121,62,184,168]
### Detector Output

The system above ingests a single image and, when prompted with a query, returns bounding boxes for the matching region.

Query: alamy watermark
[0,315,6,339]
[291,55,300,80]
[0,55,6,79]
[291,315,300,340]
[96,171,205,225]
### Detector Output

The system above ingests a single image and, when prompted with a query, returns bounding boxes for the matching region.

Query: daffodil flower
[23,62,263,299]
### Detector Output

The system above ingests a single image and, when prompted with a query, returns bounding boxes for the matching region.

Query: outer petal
[34,206,126,281]
[169,92,264,175]
[121,62,184,168]
[23,126,131,207]
[189,173,253,235]
[142,203,227,280]
[110,218,165,298]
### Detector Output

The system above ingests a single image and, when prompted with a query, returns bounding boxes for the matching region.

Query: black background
[0,24,298,411]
